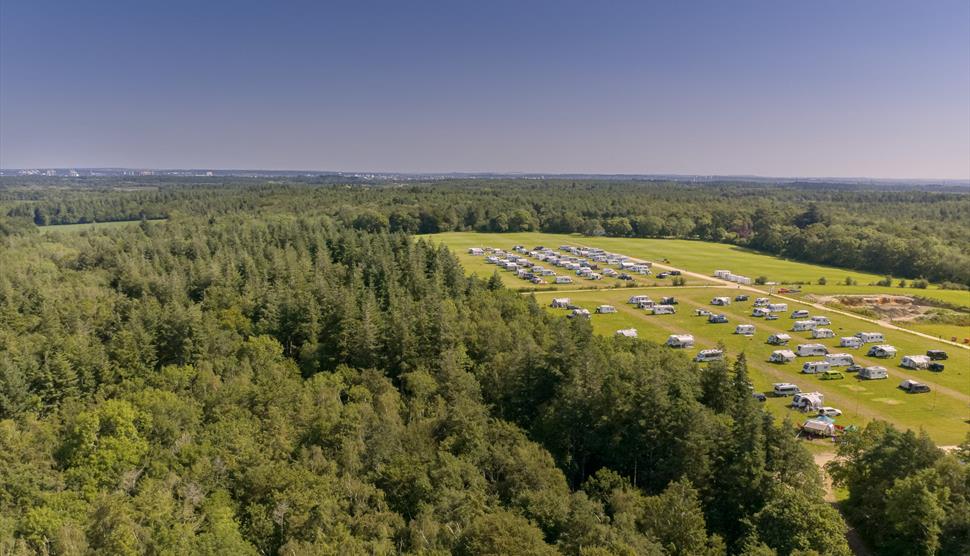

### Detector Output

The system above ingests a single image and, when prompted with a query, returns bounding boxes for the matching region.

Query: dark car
[735,295,749,302]
[927,350,948,361]
[909,384,931,393]
[752,392,767,402]
[846,364,863,373]
[656,272,670,278]
[669,270,682,276]
[929,363,945,372]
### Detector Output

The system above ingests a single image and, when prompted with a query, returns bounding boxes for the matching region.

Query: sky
[1,1,968,178]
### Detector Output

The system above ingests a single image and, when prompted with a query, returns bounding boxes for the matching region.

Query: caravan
[825,353,855,367]
[901,355,931,370]
[550,298,571,308]
[770,350,797,363]
[711,297,731,306]
[802,361,831,374]
[867,345,897,358]
[694,349,724,362]
[595,305,617,314]
[839,336,863,349]
[666,334,695,348]
[768,303,788,313]
[652,305,676,315]
[792,320,817,332]
[615,328,638,338]
[628,295,652,305]
[767,333,791,345]
[795,344,828,357]
[735,324,756,335]
[856,332,885,344]
[792,392,824,411]
[859,366,889,380]
[811,316,831,326]
[752,307,771,318]
[772,383,801,397]
[811,328,835,339]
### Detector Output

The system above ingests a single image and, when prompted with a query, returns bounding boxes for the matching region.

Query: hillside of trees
[4,177,969,285]
[0,180,967,554]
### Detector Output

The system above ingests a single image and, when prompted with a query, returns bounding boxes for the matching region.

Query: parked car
[846,364,863,373]
[929,363,945,372]
[708,314,729,324]
[668,270,681,276]
[735,295,749,302]
[752,392,767,402]
[656,272,670,278]
[820,370,844,380]
[899,380,931,394]
[927,350,948,361]
[818,407,842,417]
[618,273,633,281]
[765,314,779,321]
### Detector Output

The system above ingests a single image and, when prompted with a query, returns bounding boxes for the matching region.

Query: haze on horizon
[1,1,968,180]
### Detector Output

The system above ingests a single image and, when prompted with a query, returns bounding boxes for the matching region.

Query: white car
[817,407,842,418]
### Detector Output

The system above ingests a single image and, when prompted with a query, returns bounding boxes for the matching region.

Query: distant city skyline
[2,1,968,179]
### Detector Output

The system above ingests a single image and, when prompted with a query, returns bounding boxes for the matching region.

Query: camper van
[856,332,885,344]
[825,353,855,367]
[792,320,818,332]
[595,305,617,314]
[867,345,897,358]
[811,328,835,339]
[694,349,724,362]
[811,316,831,326]
[790,309,810,319]
[772,383,801,397]
[901,355,931,370]
[859,366,889,380]
[802,361,831,374]
[795,344,828,357]
[735,324,756,335]
[770,350,796,363]
[666,334,695,348]
[652,305,676,315]
[711,297,731,306]
[839,336,863,349]
[767,303,788,313]
[767,333,791,345]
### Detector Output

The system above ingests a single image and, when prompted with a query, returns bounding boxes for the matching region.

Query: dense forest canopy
[4,177,969,285]
[0,178,967,554]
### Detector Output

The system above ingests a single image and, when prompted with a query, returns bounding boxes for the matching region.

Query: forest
[0,178,967,554]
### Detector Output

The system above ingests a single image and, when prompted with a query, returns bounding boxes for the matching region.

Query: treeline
[3,177,969,284]
[0,215,860,554]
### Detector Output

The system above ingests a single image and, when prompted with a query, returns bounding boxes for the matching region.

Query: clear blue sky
[2,0,968,178]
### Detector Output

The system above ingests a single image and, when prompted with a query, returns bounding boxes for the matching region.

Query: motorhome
[859,366,889,380]
[770,350,797,363]
[767,333,791,345]
[790,309,810,319]
[735,324,756,335]
[825,353,855,367]
[867,345,897,358]
[772,383,801,397]
[802,361,831,374]
[811,316,831,326]
[811,328,835,339]
[856,332,885,344]
[694,349,724,362]
[839,336,863,349]
[901,355,931,370]
[666,334,695,348]
[795,343,828,357]
[792,320,817,332]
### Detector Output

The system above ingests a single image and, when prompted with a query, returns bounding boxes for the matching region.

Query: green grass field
[37,219,166,234]
[425,232,970,445]
[422,232,970,309]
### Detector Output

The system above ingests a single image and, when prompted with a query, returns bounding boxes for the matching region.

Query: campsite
[428,232,970,445]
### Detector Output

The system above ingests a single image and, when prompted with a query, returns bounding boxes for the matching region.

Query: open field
[899,322,970,343]
[37,219,167,234]
[422,232,970,309]
[425,232,970,445]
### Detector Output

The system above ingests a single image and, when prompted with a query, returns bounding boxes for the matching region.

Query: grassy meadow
[426,231,970,445]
